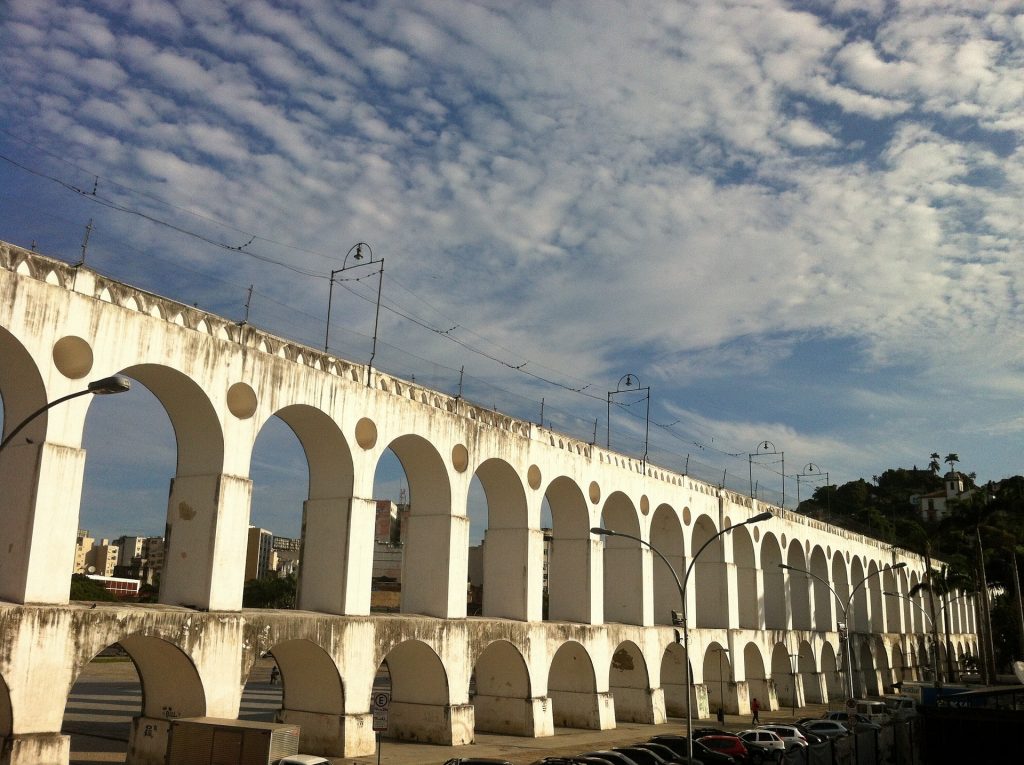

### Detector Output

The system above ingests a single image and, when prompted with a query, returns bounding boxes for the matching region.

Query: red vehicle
[695,734,750,763]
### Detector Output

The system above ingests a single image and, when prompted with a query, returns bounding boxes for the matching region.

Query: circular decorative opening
[683,507,692,525]
[355,417,377,449]
[588,481,601,504]
[451,443,469,473]
[226,382,258,419]
[52,336,93,379]
[527,464,542,490]
[640,495,650,516]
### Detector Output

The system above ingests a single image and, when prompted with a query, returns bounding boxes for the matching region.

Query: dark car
[530,759,600,765]
[793,724,826,745]
[443,760,514,765]
[580,751,641,765]
[692,727,733,739]
[630,741,689,764]
[821,711,882,731]
[613,747,677,765]
[644,735,737,764]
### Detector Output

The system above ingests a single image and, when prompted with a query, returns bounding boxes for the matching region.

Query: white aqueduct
[0,241,977,765]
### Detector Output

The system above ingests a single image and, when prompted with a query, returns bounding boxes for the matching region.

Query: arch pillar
[614,686,665,724]
[474,695,554,737]
[388,701,474,745]
[298,496,374,615]
[402,513,470,618]
[0,442,86,604]
[482,527,544,621]
[274,710,374,757]
[0,734,69,765]
[550,689,615,730]
[549,535,603,624]
[160,472,252,611]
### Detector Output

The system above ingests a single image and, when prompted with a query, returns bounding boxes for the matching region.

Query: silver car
[758,724,808,750]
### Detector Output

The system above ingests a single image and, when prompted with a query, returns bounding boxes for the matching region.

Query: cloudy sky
[1,1,1022,539]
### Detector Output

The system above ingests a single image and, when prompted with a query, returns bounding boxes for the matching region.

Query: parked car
[792,723,826,745]
[442,760,514,765]
[695,734,750,764]
[737,729,785,762]
[821,711,882,730]
[613,747,677,765]
[692,727,734,739]
[757,724,807,750]
[882,694,918,720]
[799,719,849,739]
[580,751,641,765]
[279,757,331,765]
[644,735,738,764]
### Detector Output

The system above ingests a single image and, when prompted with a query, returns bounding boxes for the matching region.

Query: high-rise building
[245,527,275,580]
[86,539,119,577]
[74,530,94,574]
[113,535,145,568]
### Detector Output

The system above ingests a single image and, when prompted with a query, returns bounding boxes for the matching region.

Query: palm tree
[944,453,960,474]
[929,453,941,475]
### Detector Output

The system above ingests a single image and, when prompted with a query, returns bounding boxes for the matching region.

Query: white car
[738,728,786,758]
[758,724,808,749]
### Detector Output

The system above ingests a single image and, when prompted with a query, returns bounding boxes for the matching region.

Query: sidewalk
[343,703,833,765]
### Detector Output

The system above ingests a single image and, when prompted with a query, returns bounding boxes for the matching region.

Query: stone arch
[742,643,769,711]
[379,640,452,743]
[473,458,530,620]
[385,434,453,617]
[820,642,842,699]
[471,639,533,735]
[786,541,811,630]
[548,641,601,729]
[661,642,694,718]
[650,504,684,626]
[797,640,820,704]
[692,514,728,628]
[609,641,652,723]
[258,405,354,614]
[266,639,344,754]
[544,476,592,623]
[850,558,868,632]
[858,639,879,696]
[867,561,884,633]
[770,643,796,710]
[809,545,832,631]
[733,525,758,629]
[761,533,785,629]
[831,551,851,630]
[703,642,733,716]
[107,364,226,608]
[599,491,642,625]
[882,565,900,632]
[0,326,47,445]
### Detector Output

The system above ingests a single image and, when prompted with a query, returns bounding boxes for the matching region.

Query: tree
[929,453,941,475]
[945,453,960,474]
[69,574,117,602]
[242,573,297,609]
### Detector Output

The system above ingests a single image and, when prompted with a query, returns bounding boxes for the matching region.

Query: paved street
[63,658,833,765]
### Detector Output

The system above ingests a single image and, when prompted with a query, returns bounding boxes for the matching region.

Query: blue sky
[1,1,1022,541]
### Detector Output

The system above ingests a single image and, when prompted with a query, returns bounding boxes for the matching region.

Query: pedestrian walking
[270,665,279,685]
[751,697,760,724]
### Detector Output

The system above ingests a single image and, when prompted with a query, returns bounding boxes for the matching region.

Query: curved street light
[324,242,384,386]
[592,509,773,761]
[0,375,132,454]
[779,561,906,706]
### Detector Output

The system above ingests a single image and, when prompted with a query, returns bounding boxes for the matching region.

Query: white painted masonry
[0,242,977,765]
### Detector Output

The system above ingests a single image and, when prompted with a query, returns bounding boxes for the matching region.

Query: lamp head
[87,375,131,395]
[893,562,908,570]
[354,244,364,260]
[747,511,774,524]
[590,526,614,537]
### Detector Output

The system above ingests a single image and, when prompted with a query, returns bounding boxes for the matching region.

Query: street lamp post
[779,561,906,707]
[0,375,131,454]
[592,510,773,761]
[324,242,384,386]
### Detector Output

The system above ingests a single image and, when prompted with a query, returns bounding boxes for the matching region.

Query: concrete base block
[387,701,474,746]
[0,733,69,765]
[126,715,171,765]
[550,690,615,730]
[474,695,554,737]
[276,709,375,757]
